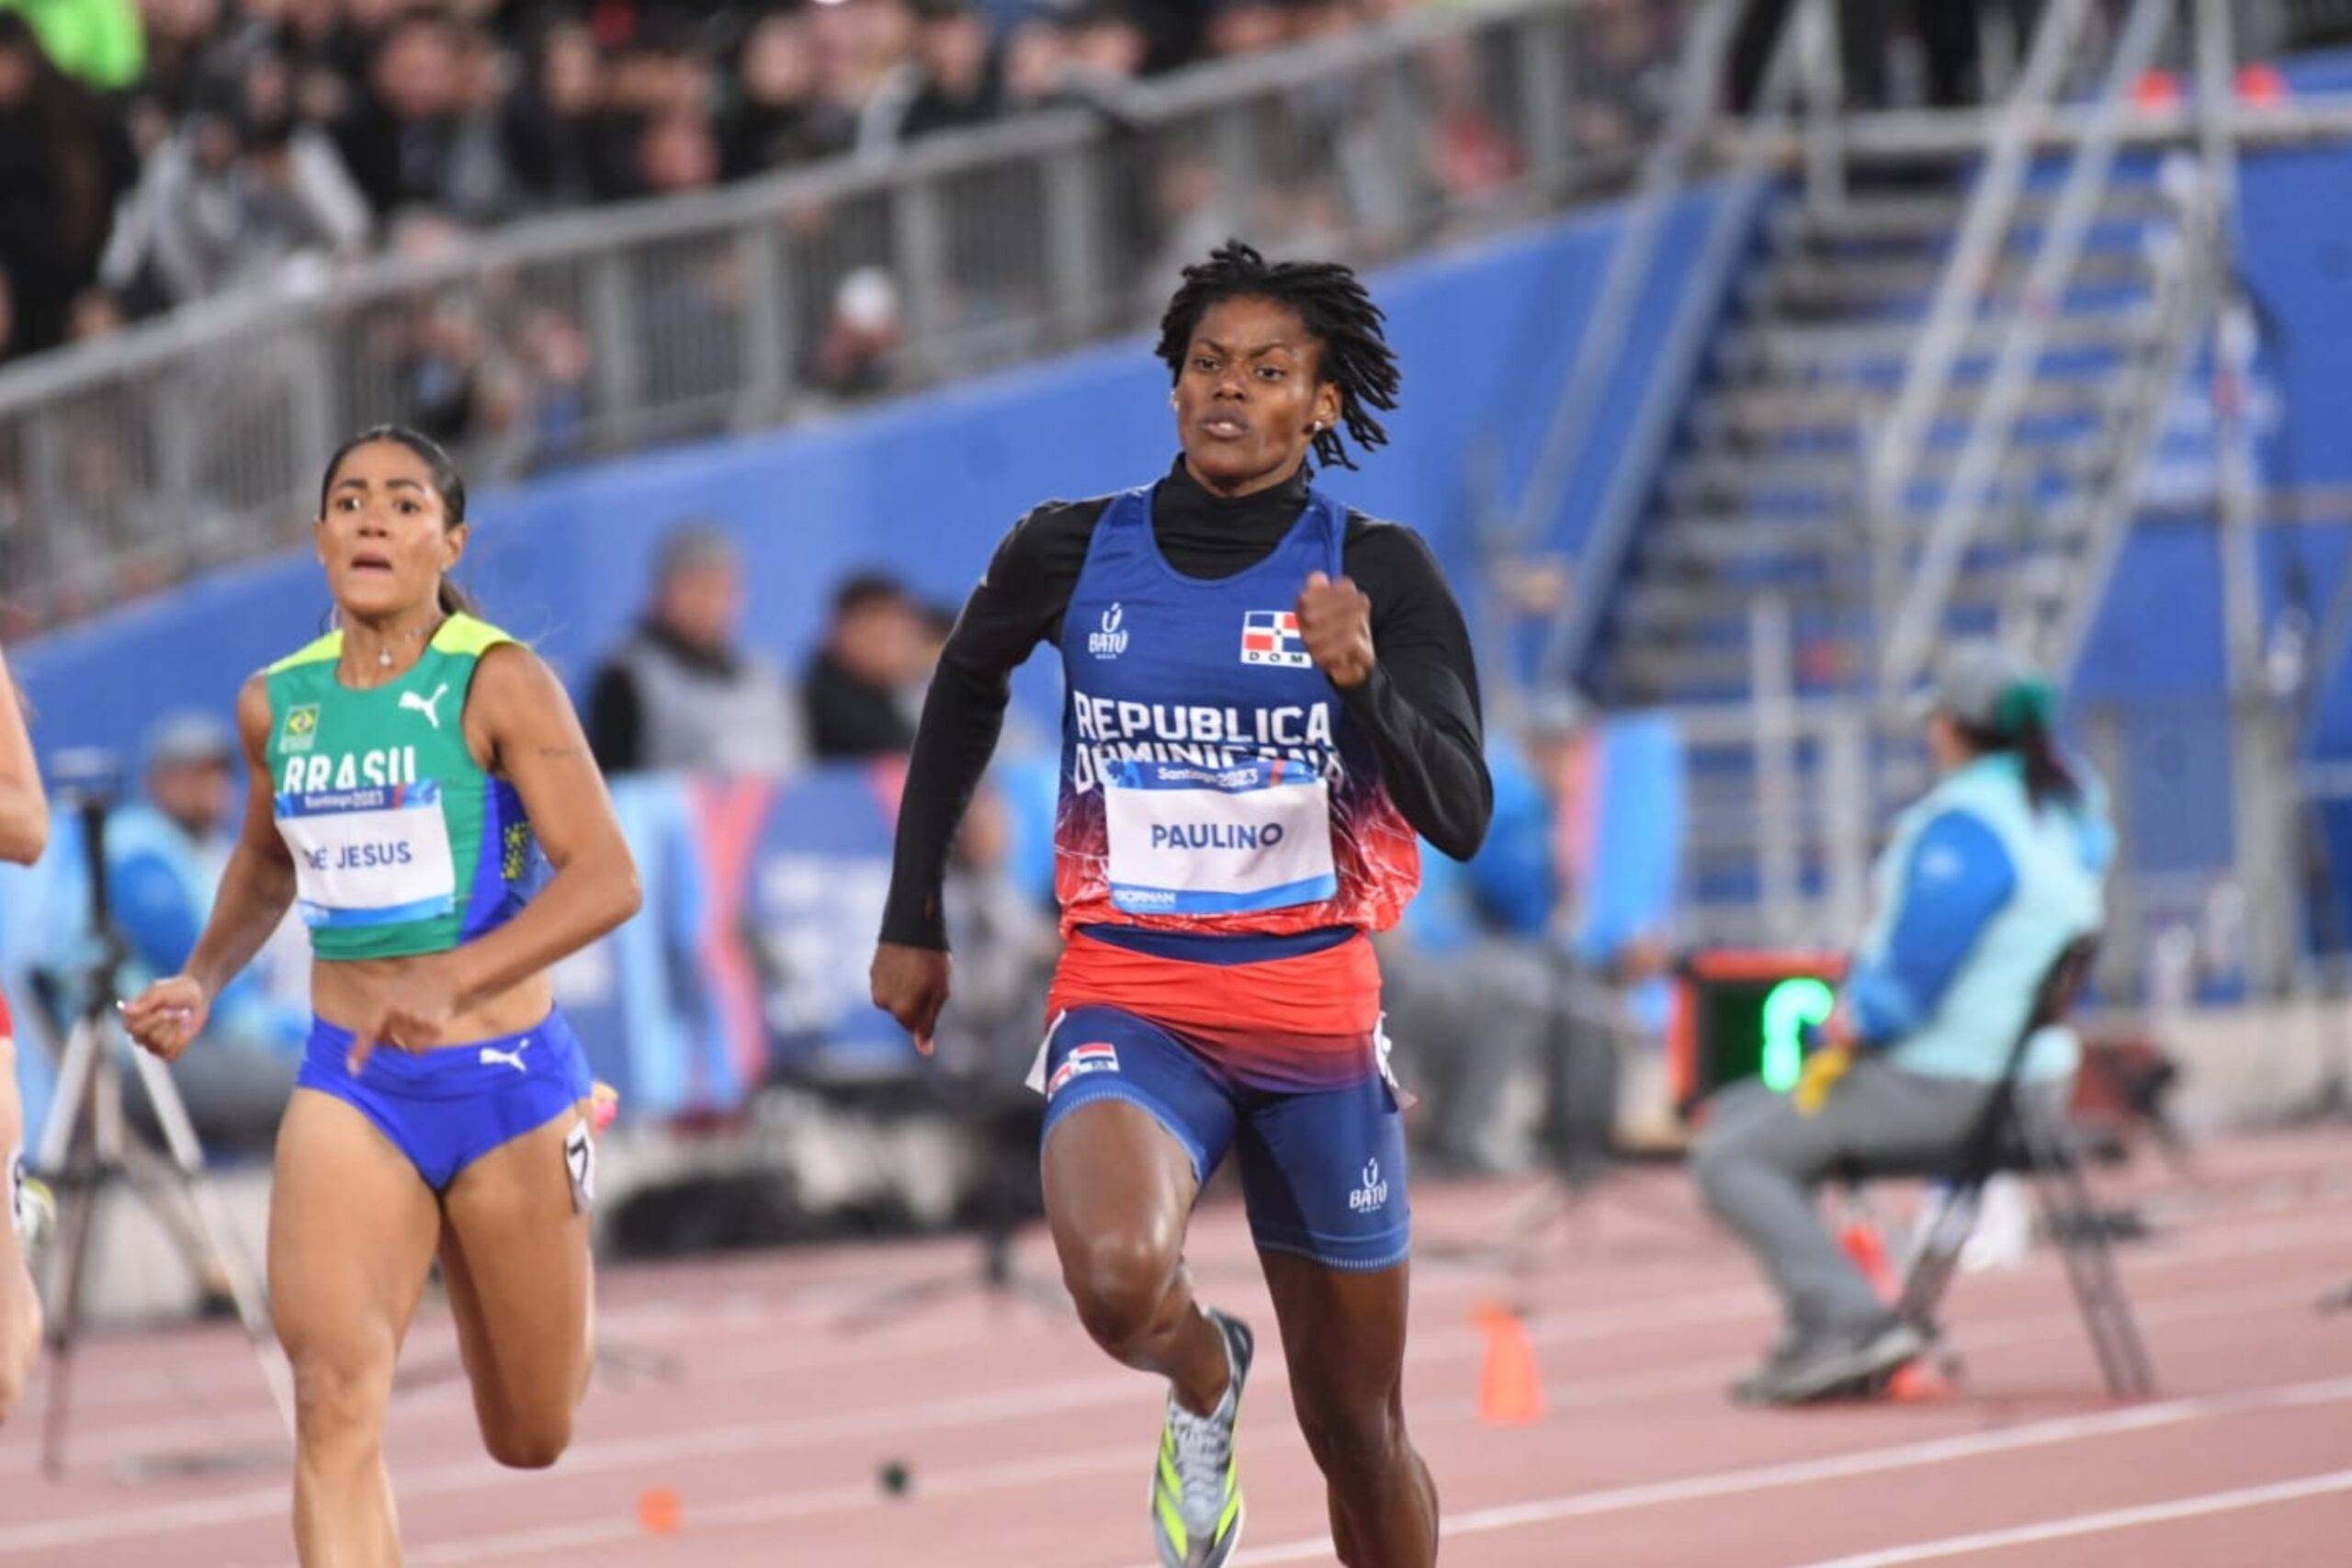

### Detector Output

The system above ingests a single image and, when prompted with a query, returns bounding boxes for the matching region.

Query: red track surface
[3,1129,2349,1566]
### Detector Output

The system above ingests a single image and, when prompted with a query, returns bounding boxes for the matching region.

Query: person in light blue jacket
[1692,642,2109,1405]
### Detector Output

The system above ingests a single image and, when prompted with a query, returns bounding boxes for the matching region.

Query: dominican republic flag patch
[1046,1042,1121,1099]
[1240,610,1314,668]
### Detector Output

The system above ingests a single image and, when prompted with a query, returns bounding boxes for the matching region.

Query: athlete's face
[1173,296,1342,499]
[314,440,466,620]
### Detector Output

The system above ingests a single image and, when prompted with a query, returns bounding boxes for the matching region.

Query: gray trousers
[1690,1060,2063,1335]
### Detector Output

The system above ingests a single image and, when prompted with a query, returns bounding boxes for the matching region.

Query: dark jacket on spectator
[802,648,917,761]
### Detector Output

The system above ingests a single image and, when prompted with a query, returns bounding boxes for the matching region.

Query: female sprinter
[121,426,639,1561]
[1,645,51,1419]
[873,242,1490,1568]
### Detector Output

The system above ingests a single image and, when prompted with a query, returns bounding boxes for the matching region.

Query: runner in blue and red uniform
[872,242,1490,1568]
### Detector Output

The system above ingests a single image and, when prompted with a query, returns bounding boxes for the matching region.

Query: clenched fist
[1295,570,1374,690]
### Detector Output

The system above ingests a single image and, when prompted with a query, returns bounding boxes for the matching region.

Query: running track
[2,1130,2348,1565]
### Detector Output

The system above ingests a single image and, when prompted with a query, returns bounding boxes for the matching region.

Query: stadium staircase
[1552,0,2224,942]
[1597,174,2198,708]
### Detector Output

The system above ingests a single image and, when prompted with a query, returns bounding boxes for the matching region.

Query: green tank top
[265,615,545,961]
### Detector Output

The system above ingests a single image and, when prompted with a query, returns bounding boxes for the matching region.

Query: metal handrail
[1859,0,2098,665]
[1877,0,2180,694]
[2041,186,2221,683]
[1522,0,1817,689]
[0,0,1591,420]
[1488,0,1751,564]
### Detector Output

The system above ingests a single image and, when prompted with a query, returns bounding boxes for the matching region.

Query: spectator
[334,13,477,218]
[802,570,925,760]
[1206,0,1289,58]
[512,302,593,469]
[998,13,1071,114]
[636,106,719,197]
[722,9,854,179]
[0,12,135,359]
[859,0,1001,151]
[106,711,309,1152]
[99,56,370,308]
[501,21,615,209]
[585,523,806,776]
[808,264,900,397]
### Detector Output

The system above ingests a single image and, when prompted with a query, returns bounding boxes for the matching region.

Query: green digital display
[1759,977,1838,1092]
[1693,970,1840,1099]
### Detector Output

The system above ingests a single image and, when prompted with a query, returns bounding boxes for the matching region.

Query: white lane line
[413,1282,2346,1568]
[1,1251,2340,1560]
[19,1187,2346,1480]
[1790,1468,2352,1567]
[1199,1377,2352,1567]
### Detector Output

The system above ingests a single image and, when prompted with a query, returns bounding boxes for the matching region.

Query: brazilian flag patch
[281,703,320,753]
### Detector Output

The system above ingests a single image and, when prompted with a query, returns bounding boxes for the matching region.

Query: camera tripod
[33,767,293,1477]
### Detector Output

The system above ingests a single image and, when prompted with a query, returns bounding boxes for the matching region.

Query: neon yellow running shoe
[8,1156,51,1255]
[1151,1308,1251,1568]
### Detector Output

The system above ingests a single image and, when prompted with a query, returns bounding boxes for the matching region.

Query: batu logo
[1349,1157,1389,1214]
[1089,604,1129,660]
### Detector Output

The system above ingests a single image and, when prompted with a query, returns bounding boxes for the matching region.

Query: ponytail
[2012,718,2081,813]
[1955,673,2081,813]
[436,577,481,620]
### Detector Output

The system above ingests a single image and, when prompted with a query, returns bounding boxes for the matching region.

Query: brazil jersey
[264,614,545,961]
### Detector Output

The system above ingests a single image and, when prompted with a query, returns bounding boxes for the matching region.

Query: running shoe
[1150,1307,1253,1568]
[1732,1314,1928,1405]
[7,1158,49,1256]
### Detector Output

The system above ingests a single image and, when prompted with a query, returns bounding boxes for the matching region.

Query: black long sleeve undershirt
[880,457,1492,951]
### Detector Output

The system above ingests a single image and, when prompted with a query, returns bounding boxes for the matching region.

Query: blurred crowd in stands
[0,0,1457,367]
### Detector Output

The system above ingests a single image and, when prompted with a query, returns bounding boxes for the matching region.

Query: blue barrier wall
[8,189,1730,762]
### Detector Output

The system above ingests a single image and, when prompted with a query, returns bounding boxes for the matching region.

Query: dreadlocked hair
[1155,240,1399,472]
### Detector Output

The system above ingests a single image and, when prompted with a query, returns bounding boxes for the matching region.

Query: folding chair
[1894,933,2157,1398]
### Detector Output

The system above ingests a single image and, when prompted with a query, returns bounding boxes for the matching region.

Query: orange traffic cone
[638,1486,682,1535]
[1475,1303,1544,1426]
[1838,1219,1951,1402]
[1838,1218,1898,1301]
[1884,1358,1951,1401]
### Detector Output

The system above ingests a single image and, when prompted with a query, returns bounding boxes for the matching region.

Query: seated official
[1691,643,2110,1405]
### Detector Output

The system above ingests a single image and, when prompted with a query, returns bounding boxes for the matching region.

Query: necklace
[369,615,444,669]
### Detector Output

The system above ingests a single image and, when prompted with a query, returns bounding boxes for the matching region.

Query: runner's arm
[879,506,1088,950]
[0,651,46,865]
[180,675,304,998]
[441,643,641,1008]
[1340,525,1492,861]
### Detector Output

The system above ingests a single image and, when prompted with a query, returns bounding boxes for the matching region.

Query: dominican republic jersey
[1052,484,1420,944]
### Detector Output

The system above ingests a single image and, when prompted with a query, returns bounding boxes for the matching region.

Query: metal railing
[1520,0,1804,694]
[0,0,1690,633]
[1877,0,2184,694]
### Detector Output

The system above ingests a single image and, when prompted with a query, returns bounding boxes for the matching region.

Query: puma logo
[400,682,450,730]
[479,1041,528,1074]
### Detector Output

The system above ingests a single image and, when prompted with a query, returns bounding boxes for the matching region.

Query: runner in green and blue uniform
[122,427,640,1562]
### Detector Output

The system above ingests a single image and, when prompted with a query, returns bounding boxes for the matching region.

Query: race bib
[1103,758,1337,916]
[277,780,458,930]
